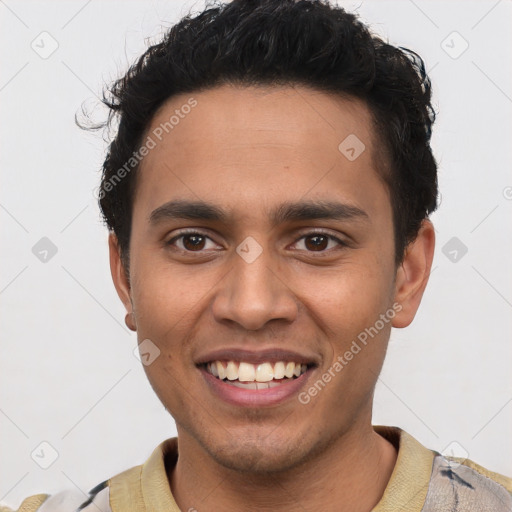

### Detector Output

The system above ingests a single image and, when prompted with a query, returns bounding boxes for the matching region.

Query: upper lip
[195,348,320,366]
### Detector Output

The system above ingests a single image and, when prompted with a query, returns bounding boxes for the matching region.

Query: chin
[213,447,300,474]
[203,432,312,475]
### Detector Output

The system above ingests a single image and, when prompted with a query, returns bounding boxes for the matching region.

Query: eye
[166,229,347,255]
[166,231,220,252]
[292,232,346,252]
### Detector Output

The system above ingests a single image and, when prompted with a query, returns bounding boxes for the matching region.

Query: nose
[211,243,298,331]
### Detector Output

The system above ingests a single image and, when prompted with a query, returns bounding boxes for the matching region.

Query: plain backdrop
[1,0,511,506]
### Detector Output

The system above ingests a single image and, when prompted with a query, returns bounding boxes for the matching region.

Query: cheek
[299,264,394,411]
[130,262,193,358]
[304,257,393,335]
[131,244,211,323]
[132,272,201,407]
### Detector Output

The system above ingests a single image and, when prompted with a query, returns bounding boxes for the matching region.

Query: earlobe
[125,312,137,331]
[108,233,137,331]
[392,219,435,329]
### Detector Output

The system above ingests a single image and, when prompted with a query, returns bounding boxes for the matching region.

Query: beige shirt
[2,426,511,511]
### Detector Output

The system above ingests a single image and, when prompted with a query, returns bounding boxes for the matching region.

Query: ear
[108,232,136,331]
[392,219,435,328]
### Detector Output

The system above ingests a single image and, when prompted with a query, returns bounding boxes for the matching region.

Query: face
[110,84,434,473]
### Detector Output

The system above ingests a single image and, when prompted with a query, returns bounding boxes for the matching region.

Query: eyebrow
[149,199,369,226]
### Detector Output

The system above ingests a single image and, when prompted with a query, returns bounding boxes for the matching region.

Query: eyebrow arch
[149,199,369,226]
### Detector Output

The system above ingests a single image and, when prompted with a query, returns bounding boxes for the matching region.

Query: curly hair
[96,0,438,269]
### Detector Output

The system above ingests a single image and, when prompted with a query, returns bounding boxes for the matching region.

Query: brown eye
[182,234,206,251]
[166,231,219,252]
[293,232,346,253]
[304,234,329,251]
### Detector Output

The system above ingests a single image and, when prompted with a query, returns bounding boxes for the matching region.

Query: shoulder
[0,480,110,512]
[0,438,177,512]
[374,426,512,511]
[454,456,512,493]
[422,453,512,511]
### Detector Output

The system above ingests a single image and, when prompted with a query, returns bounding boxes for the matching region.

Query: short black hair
[94,0,438,270]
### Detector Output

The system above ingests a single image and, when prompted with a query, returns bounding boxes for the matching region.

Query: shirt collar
[372,426,434,512]
[109,426,434,512]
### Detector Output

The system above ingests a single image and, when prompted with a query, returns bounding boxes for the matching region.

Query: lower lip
[199,366,314,407]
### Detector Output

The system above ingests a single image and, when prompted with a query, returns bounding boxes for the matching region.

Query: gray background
[1,0,511,505]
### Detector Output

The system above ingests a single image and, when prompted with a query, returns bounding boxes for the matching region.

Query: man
[3,0,511,510]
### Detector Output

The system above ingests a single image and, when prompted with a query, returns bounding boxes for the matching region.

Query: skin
[109,84,435,512]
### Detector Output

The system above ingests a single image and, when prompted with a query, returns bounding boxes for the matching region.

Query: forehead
[133,84,390,224]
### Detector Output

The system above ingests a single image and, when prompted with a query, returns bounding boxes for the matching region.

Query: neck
[169,423,397,512]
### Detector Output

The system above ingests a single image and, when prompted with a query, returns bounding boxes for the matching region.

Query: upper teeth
[207,361,308,382]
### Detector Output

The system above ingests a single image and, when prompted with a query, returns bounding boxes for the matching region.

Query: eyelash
[166,229,347,254]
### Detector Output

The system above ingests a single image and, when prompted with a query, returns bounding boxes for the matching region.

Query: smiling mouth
[201,360,313,390]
